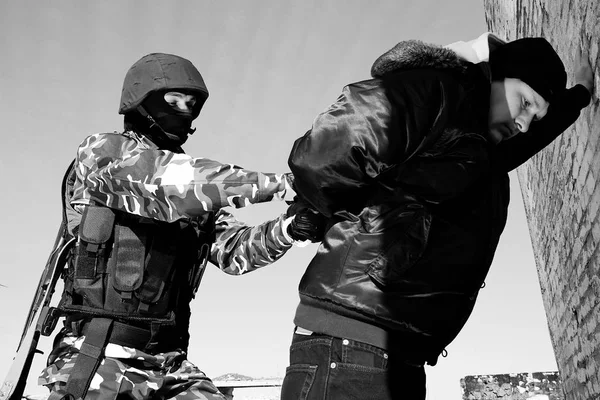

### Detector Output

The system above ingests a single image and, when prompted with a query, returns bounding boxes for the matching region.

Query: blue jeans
[280,333,426,400]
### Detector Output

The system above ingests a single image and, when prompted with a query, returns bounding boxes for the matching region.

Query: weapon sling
[48,318,114,400]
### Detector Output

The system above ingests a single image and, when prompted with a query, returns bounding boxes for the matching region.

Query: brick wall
[483,1,600,399]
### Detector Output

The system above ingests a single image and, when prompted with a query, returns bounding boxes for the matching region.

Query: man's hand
[286,197,327,243]
[575,47,594,95]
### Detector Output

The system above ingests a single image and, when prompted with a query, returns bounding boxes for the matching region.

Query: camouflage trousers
[39,335,227,400]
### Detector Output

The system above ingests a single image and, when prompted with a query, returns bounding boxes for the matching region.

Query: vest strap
[62,318,114,399]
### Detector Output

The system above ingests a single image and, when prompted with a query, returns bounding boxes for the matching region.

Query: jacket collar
[371,32,504,80]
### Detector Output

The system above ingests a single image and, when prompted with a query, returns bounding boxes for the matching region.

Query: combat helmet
[119,53,209,119]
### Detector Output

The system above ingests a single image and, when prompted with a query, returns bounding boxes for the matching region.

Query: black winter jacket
[288,40,590,365]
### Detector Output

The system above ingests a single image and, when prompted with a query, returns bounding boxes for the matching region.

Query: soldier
[38,53,323,400]
[282,34,594,399]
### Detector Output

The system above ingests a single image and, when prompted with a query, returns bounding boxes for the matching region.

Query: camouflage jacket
[71,130,295,273]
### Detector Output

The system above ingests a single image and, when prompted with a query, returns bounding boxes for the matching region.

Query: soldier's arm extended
[71,132,293,222]
[209,209,294,275]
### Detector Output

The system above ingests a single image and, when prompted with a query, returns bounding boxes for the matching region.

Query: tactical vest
[58,204,214,353]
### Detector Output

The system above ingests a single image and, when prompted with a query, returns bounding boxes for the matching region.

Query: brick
[592,219,600,244]
[584,166,596,197]
[572,237,584,265]
[588,186,600,223]
[578,274,590,300]
[575,203,584,226]
[578,152,591,192]
[591,276,600,297]
[579,191,592,222]
[573,140,586,182]
[576,232,593,273]
[583,140,596,166]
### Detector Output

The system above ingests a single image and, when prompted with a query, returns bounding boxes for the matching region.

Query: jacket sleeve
[288,72,486,216]
[494,85,591,172]
[71,133,293,222]
[209,209,293,275]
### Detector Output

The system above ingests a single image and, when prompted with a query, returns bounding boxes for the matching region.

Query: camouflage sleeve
[71,132,294,222]
[209,209,293,275]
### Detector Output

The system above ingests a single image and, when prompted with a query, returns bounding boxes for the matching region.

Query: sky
[0,1,559,399]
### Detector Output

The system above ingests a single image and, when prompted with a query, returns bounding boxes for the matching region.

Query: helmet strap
[136,105,184,152]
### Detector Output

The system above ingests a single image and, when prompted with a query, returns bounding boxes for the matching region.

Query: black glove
[286,197,327,243]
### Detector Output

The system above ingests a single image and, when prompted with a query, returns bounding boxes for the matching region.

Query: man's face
[487,78,550,144]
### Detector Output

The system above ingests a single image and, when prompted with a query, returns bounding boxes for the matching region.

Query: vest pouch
[135,227,178,310]
[74,206,116,279]
[106,223,146,312]
[72,206,116,309]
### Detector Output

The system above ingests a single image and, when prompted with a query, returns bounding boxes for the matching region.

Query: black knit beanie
[489,37,567,102]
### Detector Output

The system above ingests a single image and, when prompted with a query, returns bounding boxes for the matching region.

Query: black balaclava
[489,38,567,102]
[140,90,196,146]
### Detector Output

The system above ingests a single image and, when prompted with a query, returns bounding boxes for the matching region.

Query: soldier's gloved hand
[288,209,327,243]
[284,197,327,244]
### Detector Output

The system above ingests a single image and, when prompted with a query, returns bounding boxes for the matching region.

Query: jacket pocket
[364,203,431,289]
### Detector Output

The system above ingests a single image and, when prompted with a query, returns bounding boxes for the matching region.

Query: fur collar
[371,40,467,78]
